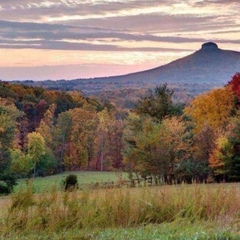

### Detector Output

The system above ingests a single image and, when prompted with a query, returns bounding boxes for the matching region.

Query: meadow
[14,171,129,193]
[1,172,240,239]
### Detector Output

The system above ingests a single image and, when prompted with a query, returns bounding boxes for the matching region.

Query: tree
[54,111,72,172]
[209,134,231,181]
[123,114,188,183]
[162,117,190,182]
[209,119,239,182]
[64,108,98,170]
[135,84,174,121]
[184,87,235,133]
[227,73,240,98]
[0,99,22,193]
[192,125,215,164]
[37,104,55,147]
[226,119,240,181]
[0,110,16,193]
[122,112,144,180]
[27,132,46,178]
[94,109,123,171]
[227,72,240,108]
[10,149,32,177]
[180,124,215,182]
[107,120,124,169]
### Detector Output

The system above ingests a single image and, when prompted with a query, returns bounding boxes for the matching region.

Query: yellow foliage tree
[184,87,234,133]
[209,118,237,178]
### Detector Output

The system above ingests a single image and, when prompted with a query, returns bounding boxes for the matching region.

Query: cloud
[0,1,238,36]
[0,0,169,22]
[194,0,240,5]
[0,16,239,52]
[0,0,239,75]
[0,38,196,52]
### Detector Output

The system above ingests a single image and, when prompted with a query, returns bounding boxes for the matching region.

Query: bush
[0,173,17,195]
[63,174,78,191]
[0,184,10,194]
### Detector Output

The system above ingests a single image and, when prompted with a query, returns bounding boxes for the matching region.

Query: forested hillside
[1,72,240,194]
[0,82,123,193]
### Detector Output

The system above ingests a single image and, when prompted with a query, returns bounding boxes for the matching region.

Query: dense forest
[1,72,240,193]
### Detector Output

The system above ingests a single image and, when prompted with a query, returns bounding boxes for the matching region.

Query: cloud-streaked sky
[0,0,239,80]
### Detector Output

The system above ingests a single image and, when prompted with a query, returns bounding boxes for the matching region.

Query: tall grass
[1,184,240,237]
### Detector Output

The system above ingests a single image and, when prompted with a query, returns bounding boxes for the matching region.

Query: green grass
[1,221,239,239]
[14,171,128,193]
[94,221,239,240]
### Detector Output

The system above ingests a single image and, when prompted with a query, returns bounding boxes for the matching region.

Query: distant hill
[14,42,240,105]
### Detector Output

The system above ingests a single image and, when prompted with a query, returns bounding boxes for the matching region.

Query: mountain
[14,42,240,103]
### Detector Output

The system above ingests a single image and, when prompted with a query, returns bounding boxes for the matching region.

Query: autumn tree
[95,109,111,171]
[181,124,216,182]
[193,125,215,163]
[95,109,123,171]
[227,72,240,108]
[184,87,235,133]
[107,120,124,169]
[37,104,55,148]
[64,108,98,170]
[210,118,240,182]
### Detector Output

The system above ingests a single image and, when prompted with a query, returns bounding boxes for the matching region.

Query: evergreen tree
[135,84,174,121]
[226,119,240,181]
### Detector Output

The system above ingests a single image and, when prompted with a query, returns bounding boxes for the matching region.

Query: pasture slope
[1,172,240,239]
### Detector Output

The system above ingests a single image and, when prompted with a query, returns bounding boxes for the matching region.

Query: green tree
[225,119,240,181]
[0,100,22,193]
[123,112,144,180]
[54,111,72,172]
[27,132,46,178]
[123,114,188,184]
[10,149,32,177]
[135,84,174,121]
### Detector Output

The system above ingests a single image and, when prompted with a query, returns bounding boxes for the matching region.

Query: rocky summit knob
[201,42,219,50]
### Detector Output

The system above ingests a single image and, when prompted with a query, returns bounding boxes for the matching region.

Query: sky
[0,0,239,80]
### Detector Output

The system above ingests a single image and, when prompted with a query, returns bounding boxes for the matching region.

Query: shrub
[63,174,78,191]
[0,184,10,194]
[0,173,17,195]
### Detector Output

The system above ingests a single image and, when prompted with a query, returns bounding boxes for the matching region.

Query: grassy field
[1,173,240,239]
[14,171,129,193]
[0,221,239,239]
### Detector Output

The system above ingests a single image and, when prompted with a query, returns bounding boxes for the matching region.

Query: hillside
[15,42,240,105]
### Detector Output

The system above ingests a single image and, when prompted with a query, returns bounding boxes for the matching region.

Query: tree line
[0,82,122,193]
[124,73,240,184]
[0,72,240,193]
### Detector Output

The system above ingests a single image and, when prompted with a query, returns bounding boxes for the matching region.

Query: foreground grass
[1,183,240,239]
[14,171,128,193]
[1,221,239,239]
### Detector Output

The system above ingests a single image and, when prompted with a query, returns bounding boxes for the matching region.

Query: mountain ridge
[13,42,240,103]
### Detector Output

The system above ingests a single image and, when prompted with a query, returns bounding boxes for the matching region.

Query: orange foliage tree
[184,87,235,133]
